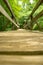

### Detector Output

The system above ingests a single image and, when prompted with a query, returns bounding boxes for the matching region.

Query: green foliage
[8,0,38,18]
[0,0,43,31]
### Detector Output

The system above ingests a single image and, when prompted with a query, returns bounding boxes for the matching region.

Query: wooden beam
[3,0,20,29]
[31,0,43,15]
[33,10,43,21]
[3,0,15,19]
[24,10,43,29]
[0,5,19,28]
[3,0,19,25]
[30,10,43,29]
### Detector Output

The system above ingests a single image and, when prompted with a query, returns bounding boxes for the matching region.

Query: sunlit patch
[18,1,22,5]
[30,0,34,4]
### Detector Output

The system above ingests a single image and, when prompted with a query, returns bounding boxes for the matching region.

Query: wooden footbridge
[0,0,43,65]
[0,29,43,65]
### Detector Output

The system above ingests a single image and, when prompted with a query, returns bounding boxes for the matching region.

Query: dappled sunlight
[30,0,34,4]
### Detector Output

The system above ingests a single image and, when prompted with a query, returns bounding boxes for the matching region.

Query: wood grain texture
[0,55,43,65]
[0,29,43,64]
[0,29,43,51]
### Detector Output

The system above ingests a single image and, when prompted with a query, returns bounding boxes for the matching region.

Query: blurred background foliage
[0,0,43,31]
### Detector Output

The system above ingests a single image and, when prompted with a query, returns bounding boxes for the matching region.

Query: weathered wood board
[0,55,43,65]
[0,29,43,65]
[0,29,43,51]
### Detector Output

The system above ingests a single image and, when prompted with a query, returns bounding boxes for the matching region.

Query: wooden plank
[0,30,43,51]
[0,55,43,65]
[0,42,43,51]
[0,5,19,28]
[0,29,43,36]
